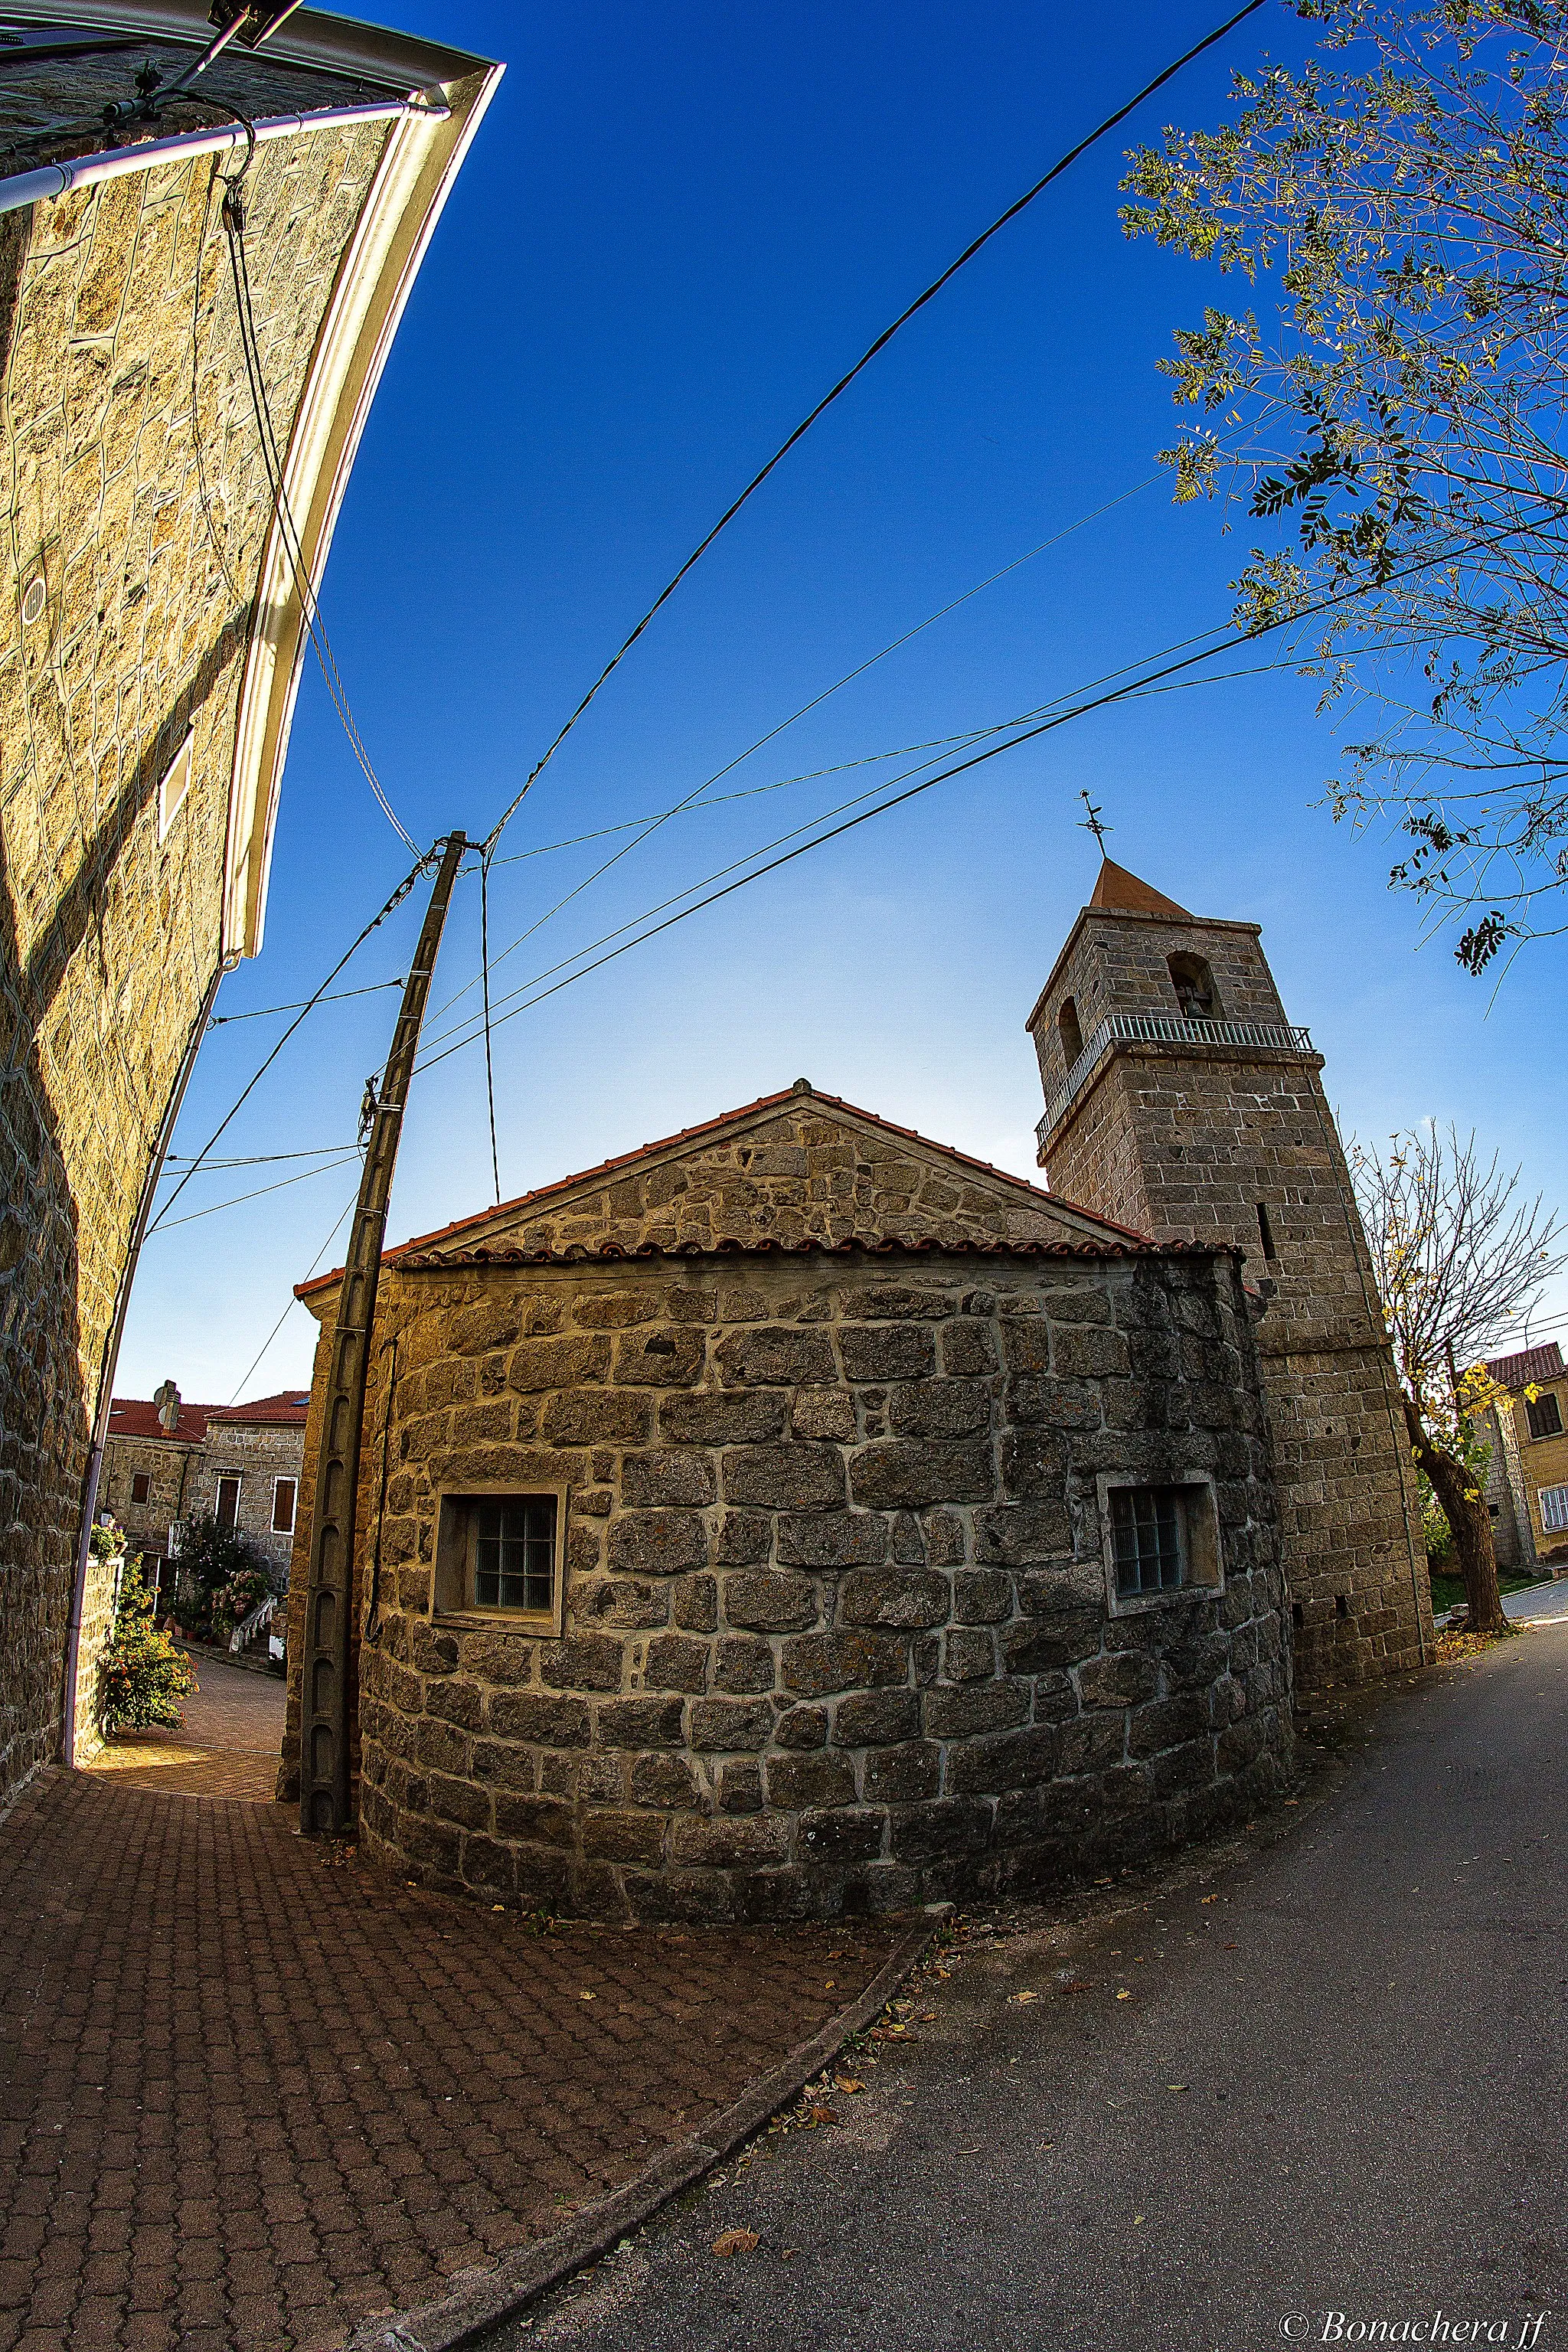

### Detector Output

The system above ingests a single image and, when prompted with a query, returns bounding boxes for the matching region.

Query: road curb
[344,1907,946,2352]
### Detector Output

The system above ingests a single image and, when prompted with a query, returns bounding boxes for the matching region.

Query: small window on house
[1538,1482,1568,1535]
[1109,1485,1188,1597]
[272,1477,297,1535]
[1059,995,1083,1069]
[1168,951,1221,1021]
[435,1490,564,1625]
[157,730,194,843]
[1101,1475,1222,1612]
[1526,1391,1563,1440]
[130,1472,152,1505]
[214,1475,241,1530]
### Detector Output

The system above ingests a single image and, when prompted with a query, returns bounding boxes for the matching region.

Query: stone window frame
[157,730,194,844]
[271,1476,297,1535]
[1096,1471,1223,1618]
[430,1483,569,1635]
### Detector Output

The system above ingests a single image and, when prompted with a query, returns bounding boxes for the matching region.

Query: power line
[416,518,1550,1081]
[479,0,1269,857]
[224,196,420,856]
[147,851,431,1233]
[163,1145,360,1169]
[145,1154,363,1235]
[206,978,406,1026]
[225,1187,358,1407]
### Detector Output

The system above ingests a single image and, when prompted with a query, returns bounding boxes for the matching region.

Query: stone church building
[280,862,1429,1922]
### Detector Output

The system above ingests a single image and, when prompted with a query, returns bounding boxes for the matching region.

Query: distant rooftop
[1485,1340,1564,1393]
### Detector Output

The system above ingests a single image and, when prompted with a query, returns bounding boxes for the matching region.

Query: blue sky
[119,0,1568,1406]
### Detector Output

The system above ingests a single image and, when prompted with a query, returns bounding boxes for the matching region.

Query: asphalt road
[485,1629,1567,2352]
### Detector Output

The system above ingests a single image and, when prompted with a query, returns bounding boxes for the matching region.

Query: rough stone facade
[103,1390,308,1589]
[284,1096,1291,1920]
[0,18,497,1807]
[1029,871,1431,1688]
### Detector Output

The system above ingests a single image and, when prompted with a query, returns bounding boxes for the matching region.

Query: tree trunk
[1402,1395,1506,1635]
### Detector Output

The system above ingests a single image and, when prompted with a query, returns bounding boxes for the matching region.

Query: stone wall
[192,1416,305,1583]
[394,1089,1117,1265]
[1030,906,1431,1689]
[286,1243,1292,1921]
[99,1430,196,1583]
[0,74,439,1804]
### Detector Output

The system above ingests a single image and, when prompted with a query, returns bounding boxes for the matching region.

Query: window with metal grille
[214,1475,240,1529]
[472,1495,557,1612]
[1109,1485,1188,1599]
[130,1472,152,1505]
[1526,1390,1563,1439]
[1538,1483,1568,1535]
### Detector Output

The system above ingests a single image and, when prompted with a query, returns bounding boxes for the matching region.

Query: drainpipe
[64,967,222,1766]
[0,93,450,220]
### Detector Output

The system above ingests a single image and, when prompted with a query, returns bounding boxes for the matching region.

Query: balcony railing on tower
[1036,1012,1315,1150]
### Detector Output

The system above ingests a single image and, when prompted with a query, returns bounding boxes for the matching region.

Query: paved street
[0,1766,900,2352]
[83,1654,286,1801]
[488,1626,1568,2352]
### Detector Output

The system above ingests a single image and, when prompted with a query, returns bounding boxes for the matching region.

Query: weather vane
[1078,791,1112,851]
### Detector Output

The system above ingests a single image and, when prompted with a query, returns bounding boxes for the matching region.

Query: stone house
[0,8,501,1803]
[1482,1341,1568,1567]
[103,1383,309,1601]
[277,860,1428,1923]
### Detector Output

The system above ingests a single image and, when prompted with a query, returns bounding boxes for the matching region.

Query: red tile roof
[1485,1340,1564,1393]
[108,1390,310,1441]
[205,1391,311,1426]
[393,1233,1228,1272]
[107,1400,214,1444]
[297,1084,1150,1301]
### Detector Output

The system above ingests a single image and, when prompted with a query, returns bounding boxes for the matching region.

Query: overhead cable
[223,198,420,854]
[148,850,431,1233]
[419,514,1550,1079]
[479,0,1268,855]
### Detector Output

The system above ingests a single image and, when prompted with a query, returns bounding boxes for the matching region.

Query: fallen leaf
[1011,1990,1040,2005]
[710,2230,759,2259]
[492,1904,505,1913]
[916,2011,938,2021]
[1116,1990,1132,2001]
[1223,1942,1240,1951]
[1060,1981,1093,1996]
[823,1981,836,1991]
[1133,2214,1145,2226]
[1166,2085,1187,2093]
[806,2105,838,2126]
[833,2077,864,2094]
[1200,1894,1218,1905]
[579,1991,596,2001]
[867,2025,907,2040]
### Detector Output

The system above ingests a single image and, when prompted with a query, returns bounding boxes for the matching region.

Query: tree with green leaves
[1351,1124,1565,1631]
[1122,0,1568,969]
[100,1559,198,1733]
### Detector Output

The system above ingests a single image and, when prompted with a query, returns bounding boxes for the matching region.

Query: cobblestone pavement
[0,1766,900,2352]
[83,1655,285,1801]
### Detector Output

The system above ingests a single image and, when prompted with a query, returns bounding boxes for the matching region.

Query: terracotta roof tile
[107,1400,214,1444]
[1484,1340,1564,1393]
[296,1085,1151,1300]
[204,1390,311,1426]
[392,1233,1227,1272]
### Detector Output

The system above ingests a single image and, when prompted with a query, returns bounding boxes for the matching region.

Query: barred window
[1526,1390,1563,1439]
[435,1489,564,1625]
[1110,1485,1188,1599]
[472,1496,556,1612]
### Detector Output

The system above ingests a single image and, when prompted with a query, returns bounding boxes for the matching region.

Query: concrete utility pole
[299,831,467,1838]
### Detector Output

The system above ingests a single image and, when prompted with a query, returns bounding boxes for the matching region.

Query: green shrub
[172,1513,276,1639]
[101,1559,198,1732]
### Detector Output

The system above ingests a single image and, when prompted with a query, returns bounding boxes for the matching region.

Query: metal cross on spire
[1078,791,1112,851]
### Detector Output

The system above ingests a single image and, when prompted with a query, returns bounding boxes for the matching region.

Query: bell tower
[1028,858,1431,1689]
